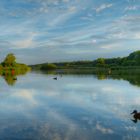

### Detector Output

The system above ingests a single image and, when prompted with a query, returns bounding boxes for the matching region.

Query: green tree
[135,52,140,65]
[3,53,16,66]
[96,58,105,67]
[127,51,140,65]
[41,63,57,70]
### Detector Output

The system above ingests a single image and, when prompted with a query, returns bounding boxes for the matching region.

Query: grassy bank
[30,50,140,72]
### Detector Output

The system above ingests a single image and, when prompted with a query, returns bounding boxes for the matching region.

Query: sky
[0,0,140,64]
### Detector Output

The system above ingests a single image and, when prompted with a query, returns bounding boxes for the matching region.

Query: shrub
[41,64,57,70]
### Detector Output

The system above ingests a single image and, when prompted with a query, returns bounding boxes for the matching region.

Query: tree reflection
[43,69,140,87]
[1,69,30,86]
[3,74,17,86]
[107,74,140,87]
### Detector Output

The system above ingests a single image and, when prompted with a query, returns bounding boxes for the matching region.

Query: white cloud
[133,32,140,39]
[13,32,38,49]
[92,39,97,44]
[15,89,37,105]
[39,7,48,13]
[15,38,34,49]
[48,6,77,27]
[63,0,69,3]
[125,6,138,11]
[95,4,113,13]
[100,44,117,50]
[96,123,114,134]
[125,126,137,131]
[0,0,139,63]
[68,6,77,12]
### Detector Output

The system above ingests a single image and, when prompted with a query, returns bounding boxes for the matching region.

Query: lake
[0,72,140,140]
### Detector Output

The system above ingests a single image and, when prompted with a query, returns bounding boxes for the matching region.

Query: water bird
[131,110,140,123]
[53,77,57,80]
[13,77,17,80]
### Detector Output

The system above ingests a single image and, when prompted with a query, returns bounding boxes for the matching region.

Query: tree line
[31,50,140,70]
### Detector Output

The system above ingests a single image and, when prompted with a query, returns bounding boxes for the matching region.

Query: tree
[96,58,105,67]
[127,51,140,65]
[135,52,140,65]
[41,63,57,70]
[3,53,16,66]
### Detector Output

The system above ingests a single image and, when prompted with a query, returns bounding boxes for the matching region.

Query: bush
[41,64,57,70]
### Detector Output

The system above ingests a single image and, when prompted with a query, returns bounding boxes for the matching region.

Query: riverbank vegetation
[31,50,140,72]
[0,53,31,76]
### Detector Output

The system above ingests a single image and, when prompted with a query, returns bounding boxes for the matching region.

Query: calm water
[0,72,140,140]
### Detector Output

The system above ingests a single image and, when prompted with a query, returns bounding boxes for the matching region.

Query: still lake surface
[0,72,140,140]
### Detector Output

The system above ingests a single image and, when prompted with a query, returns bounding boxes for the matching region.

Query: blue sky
[0,0,140,64]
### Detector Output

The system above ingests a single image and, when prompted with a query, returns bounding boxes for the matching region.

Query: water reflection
[38,69,140,87]
[3,74,17,86]
[1,69,29,86]
[106,74,140,87]
[0,72,140,139]
[1,69,140,88]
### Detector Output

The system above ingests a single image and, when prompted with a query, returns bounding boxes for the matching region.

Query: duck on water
[131,110,140,123]
[53,77,57,80]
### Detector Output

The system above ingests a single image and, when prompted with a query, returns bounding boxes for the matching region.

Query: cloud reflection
[0,73,140,139]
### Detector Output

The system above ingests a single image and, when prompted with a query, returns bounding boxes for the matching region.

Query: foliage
[41,63,57,70]
[30,50,140,71]
[2,53,16,67]
[0,53,31,77]
[96,58,105,67]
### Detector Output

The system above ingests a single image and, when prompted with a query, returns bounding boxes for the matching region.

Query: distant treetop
[3,53,16,65]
